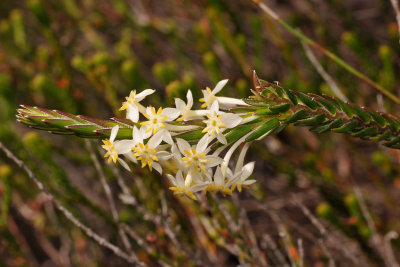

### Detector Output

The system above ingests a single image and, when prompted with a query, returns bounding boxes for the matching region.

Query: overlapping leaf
[246,74,400,149]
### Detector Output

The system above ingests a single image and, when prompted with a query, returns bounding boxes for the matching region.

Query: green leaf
[282,87,298,105]
[384,136,400,147]
[285,109,309,124]
[367,111,386,127]
[311,118,343,133]
[384,115,400,132]
[174,130,204,141]
[269,103,291,113]
[370,131,391,142]
[314,96,337,115]
[351,106,371,123]
[294,91,320,110]
[334,98,353,118]
[247,118,280,141]
[295,114,327,126]
[255,108,278,116]
[333,121,359,133]
[351,126,378,139]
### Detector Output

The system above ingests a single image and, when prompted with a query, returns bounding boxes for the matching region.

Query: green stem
[254,0,400,104]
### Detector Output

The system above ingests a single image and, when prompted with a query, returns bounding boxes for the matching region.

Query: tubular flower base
[17,74,400,199]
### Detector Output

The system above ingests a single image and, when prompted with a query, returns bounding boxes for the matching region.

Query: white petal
[241,162,255,180]
[135,89,155,102]
[196,134,209,153]
[161,130,174,145]
[216,133,227,145]
[145,106,153,115]
[191,183,211,192]
[205,156,223,167]
[152,162,162,174]
[226,167,234,178]
[209,101,219,112]
[167,174,177,186]
[212,79,228,95]
[243,180,256,185]
[171,144,181,158]
[117,158,131,171]
[213,167,224,185]
[226,173,241,187]
[175,98,186,112]
[222,113,242,128]
[110,125,119,143]
[114,140,135,154]
[217,96,248,109]
[148,131,164,148]
[186,90,193,109]
[176,171,185,187]
[162,108,180,121]
[176,138,191,155]
[126,105,139,122]
[140,126,152,139]
[124,153,137,163]
[132,126,143,144]
[156,151,172,161]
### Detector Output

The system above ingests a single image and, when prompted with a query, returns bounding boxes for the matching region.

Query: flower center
[132,143,158,170]
[181,149,209,173]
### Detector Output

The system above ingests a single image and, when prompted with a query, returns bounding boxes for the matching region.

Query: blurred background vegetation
[1,0,400,266]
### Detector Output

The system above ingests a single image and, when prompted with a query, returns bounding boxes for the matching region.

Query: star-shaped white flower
[101,126,131,170]
[206,166,241,196]
[131,126,170,174]
[199,79,228,109]
[172,90,208,121]
[175,135,223,173]
[120,89,155,122]
[167,170,210,200]
[141,106,180,135]
[231,162,256,192]
[202,101,242,144]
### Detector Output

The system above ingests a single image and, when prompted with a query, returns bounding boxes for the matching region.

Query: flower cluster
[101,80,256,200]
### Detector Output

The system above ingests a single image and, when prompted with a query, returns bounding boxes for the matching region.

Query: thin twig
[301,40,348,102]
[212,194,240,233]
[121,224,170,267]
[260,234,290,267]
[352,186,395,267]
[390,0,400,45]
[297,239,304,267]
[0,141,143,265]
[233,194,266,267]
[318,239,336,267]
[292,194,360,265]
[383,231,400,267]
[86,140,135,259]
[352,187,380,248]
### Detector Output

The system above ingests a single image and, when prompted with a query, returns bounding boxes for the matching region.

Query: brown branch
[0,141,143,265]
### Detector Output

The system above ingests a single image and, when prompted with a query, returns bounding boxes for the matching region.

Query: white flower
[167,170,210,200]
[202,101,242,144]
[141,106,180,135]
[206,166,241,196]
[175,135,223,173]
[131,127,170,174]
[119,89,155,122]
[199,79,228,109]
[101,126,131,170]
[173,90,208,121]
[199,79,249,110]
[231,162,256,192]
